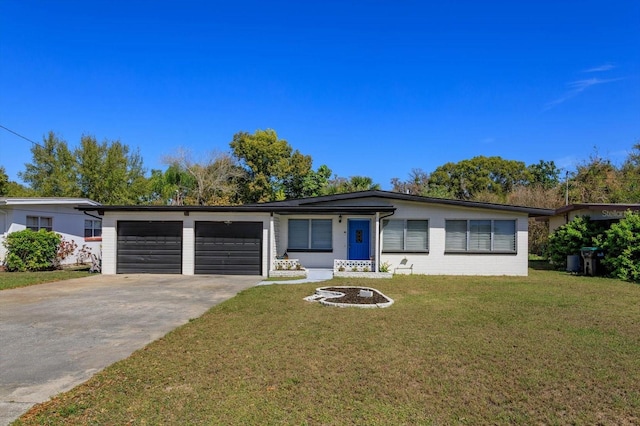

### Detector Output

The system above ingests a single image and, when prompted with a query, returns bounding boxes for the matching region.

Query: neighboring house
[77,190,552,277]
[545,203,640,233]
[0,197,102,266]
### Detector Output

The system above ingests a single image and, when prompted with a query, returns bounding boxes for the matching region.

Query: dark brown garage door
[117,221,182,274]
[195,221,262,275]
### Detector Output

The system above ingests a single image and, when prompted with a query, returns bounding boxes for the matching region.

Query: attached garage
[195,221,262,275]
[117,221,183,274]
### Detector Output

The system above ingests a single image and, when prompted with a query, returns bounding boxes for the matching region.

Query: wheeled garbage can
[580,247,603,276]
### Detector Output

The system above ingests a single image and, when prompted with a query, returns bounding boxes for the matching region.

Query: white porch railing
[334,259,374,272]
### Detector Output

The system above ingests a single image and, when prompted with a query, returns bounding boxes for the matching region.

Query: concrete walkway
[257,268,334,285]
[0,274,259,425]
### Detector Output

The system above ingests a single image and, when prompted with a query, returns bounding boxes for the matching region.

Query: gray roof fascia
[0,197,101,206]
[74,190,554,217]
[256,190,554,217]
[553,203,640,215]
[76,205,396,215]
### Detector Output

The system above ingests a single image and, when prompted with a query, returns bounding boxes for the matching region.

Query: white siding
[182,217,195,275]
[379,200,529,276]
[98,197,531,277]
[0,204,102,266]
[100,211,271,276]
[279,216,348,268]
[101,215,117,274]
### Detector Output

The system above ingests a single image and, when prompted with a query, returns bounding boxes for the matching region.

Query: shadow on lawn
[529,259,558,271]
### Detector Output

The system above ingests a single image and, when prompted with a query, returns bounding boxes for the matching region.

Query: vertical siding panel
[183,217,195,275]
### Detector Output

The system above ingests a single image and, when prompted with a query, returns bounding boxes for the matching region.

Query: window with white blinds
[382,219,429,252]
[288,219,309,249]
[288,219,332,251]
[445,219,517,253]
[494,220,516,251]
[469,220,491,251]
[311,219,332,249]
[445,220,467,251]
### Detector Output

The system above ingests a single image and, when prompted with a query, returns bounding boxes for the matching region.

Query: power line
[0,124,45,149]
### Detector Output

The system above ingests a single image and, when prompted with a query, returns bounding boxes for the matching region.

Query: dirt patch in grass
[15,270,640,425]
[320,286,390,304]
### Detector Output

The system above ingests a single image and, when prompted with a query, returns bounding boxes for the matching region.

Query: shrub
[56,236,78,267]
[545,216,606,269]
[76,244,93,264]
[379,261,391,273]
[597,212,640,283]
[3,229,61,272]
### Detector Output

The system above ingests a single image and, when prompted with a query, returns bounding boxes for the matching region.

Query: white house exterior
[78,191,552,277]
[0,197,102,266]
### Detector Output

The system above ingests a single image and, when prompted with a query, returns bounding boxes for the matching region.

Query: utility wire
[0,124,45,149]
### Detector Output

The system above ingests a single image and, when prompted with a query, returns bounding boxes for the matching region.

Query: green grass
[264,275,306,281]
[0,269,93,291]
[16,269,640,425]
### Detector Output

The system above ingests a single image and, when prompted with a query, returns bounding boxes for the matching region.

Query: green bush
[545,216,606,269]
[3,229,61,272]
[597,212,640,283]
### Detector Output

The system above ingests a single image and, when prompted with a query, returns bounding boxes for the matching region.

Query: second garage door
[195,221,262,275]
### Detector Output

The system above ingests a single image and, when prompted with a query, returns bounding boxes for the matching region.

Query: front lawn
[0,269,93,291]
[16,269,640,425]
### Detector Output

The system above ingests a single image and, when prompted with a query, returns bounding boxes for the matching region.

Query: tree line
[1,129,639,211]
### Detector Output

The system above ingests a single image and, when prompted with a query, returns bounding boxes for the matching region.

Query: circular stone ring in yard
[304,286,394,308]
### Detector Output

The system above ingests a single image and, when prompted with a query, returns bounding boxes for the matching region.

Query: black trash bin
[580,247,603,276]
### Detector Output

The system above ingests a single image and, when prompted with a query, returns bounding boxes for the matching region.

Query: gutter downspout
[376,211,395,272]
[82,211,102,221]
[374,212,380,272]
[269,212,275,277]
[0,208,7,234]
[0,208,8,262]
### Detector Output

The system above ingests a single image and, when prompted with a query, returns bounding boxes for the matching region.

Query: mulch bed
[322,287,390,304]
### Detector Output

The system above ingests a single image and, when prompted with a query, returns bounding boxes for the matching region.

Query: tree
[297,164,332,198]
[568,150,622,203]
[325,175,380,194]
[161,149,244,205]
[20,132,79,197]
[18,132,149,204]
[230,129,325,202]
[527,160,561,189]
[619,142,640,202]
[429,156,530,201]
[0,167,33,196]
[507,185,564,256]
[391,168,430,195]
[0,166,8,196]
[76,135,148,204]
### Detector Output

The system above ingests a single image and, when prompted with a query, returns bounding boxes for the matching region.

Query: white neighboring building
[77,191,553,277]
[0,198,102,266]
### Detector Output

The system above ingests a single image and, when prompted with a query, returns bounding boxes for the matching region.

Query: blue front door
[348,220,370,260]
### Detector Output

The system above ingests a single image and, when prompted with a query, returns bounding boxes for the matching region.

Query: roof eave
[76,205,396,215]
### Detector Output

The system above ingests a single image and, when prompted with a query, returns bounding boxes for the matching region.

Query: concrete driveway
[0,274,259,425]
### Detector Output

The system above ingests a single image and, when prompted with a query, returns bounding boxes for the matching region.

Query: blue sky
[1,1,639,190]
